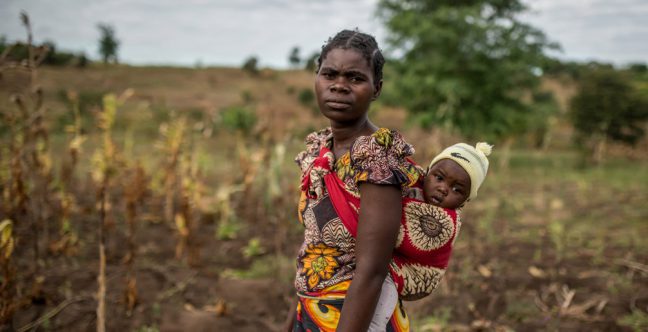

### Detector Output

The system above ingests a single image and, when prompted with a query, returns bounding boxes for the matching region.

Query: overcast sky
[1,0,647,68]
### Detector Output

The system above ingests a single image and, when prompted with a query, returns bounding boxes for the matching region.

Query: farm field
[1,64,647,332]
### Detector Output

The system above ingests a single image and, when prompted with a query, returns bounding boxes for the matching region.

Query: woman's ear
[372,80,383,100]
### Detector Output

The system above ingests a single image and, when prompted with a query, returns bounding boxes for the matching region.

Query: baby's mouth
[430,195,443,205]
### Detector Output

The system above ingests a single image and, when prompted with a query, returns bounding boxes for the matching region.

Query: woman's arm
[336,182,402,331]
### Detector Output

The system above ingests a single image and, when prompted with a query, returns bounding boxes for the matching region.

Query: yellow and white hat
[428,142,493,200]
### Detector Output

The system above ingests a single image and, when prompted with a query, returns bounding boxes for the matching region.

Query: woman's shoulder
[295,127,332,168]
[351,127,415,160]
[349,128,418,186]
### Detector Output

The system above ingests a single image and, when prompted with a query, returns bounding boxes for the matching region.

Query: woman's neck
[330,119,378,159]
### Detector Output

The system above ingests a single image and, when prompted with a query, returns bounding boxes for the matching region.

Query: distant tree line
[0,35,88,67]
[0,22,120,68]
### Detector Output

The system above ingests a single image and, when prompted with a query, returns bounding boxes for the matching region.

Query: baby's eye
[452,186,463,193]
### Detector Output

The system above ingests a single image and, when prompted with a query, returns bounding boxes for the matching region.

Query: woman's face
[315,48,382,126]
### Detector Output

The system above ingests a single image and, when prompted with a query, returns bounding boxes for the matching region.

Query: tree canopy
[288,46,301,68]
[378,0,559,142]
[570,67,648,163]
[97,23,119,64]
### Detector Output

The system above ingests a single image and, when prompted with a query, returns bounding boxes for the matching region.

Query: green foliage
[242,237,265,258]
[97,23,119,64]
[414,307,452,331]
[297,88,319,115]
[378,0,558,142]
[297,88,315,106]
[217,217,241,240]
[241,90,255,104]
[0,38,88,67]
[56,89,106,131]
[222,255,293,279]
[288,46,301,68]
[304,51,319,72]
[619,310,648,331]
[569,67,648,147]
[627,62,647,75]
[220,106,257,134]
[528,91,560,148]
[242,56,259,75]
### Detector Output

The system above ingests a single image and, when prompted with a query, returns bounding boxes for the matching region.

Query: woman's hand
[336,182,401,332]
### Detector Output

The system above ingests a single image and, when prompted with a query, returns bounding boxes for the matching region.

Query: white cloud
[1,0,645,67]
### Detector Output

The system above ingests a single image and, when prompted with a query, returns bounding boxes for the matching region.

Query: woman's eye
[436,175,443,181]
[350,76,363,83]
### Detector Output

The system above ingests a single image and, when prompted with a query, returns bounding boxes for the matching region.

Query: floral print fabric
[294,127,420,295]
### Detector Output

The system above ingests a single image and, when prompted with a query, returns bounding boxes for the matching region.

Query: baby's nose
[438,186,448,195]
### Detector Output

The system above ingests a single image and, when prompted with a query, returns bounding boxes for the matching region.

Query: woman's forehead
[320,48,371,71]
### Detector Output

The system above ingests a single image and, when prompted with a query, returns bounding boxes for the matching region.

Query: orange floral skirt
[292,281,410,332]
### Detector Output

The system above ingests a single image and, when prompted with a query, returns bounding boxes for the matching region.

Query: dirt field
[1,65,647,331]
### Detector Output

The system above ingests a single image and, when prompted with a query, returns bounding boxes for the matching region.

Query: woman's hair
[316,29,385,87]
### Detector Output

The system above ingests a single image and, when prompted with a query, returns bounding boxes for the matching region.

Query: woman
[288,29,420,332]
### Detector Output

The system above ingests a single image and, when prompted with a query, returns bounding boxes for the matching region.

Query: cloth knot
[301,147,335,199]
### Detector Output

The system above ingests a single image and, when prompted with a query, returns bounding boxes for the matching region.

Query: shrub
[242,56,259,75]
[297,88,315,107]
[569,67,648,164]
[220,106,257,134]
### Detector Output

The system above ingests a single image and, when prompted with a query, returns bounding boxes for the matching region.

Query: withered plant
[123,163,147,315]
[174,137,207,266]
[49,90,85,256]
[0,13,59,326]
[1,12,53,274]
[0,219,17,324]
[92,91,130,332]
[156,117,186,225]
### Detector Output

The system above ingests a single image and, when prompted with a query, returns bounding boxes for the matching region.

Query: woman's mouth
[325,100,351,110]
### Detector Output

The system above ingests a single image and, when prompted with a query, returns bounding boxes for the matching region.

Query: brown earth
[2,65,647,331]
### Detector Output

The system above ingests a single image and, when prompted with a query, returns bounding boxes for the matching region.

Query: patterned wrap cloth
[293,127,417,331]
[292,127,462,330]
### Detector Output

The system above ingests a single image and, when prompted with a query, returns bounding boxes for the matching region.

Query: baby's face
[424,159,470,209]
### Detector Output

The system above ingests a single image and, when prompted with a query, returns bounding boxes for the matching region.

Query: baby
[369,142,493,331]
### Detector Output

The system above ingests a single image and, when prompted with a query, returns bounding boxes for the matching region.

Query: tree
[569,67,648,165]
[377,0,558,162]
[242,55,259,75]
[304,51,319,72]
[97,23,119,64]
[288,46,301,68]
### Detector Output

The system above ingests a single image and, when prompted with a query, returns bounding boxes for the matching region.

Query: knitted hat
[428,142,493,201]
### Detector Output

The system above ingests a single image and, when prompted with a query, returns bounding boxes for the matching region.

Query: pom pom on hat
[476,142,492,156]
[428,142,493,201]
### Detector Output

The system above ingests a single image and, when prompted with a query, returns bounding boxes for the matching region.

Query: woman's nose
[330,78,350,93]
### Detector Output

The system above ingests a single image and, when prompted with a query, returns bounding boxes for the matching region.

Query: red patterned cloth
[300,131,461,300]
[294,127,419,294]
[389,199,460,300]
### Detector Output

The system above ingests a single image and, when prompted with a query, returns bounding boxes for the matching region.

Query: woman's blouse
[294,127,420,296]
